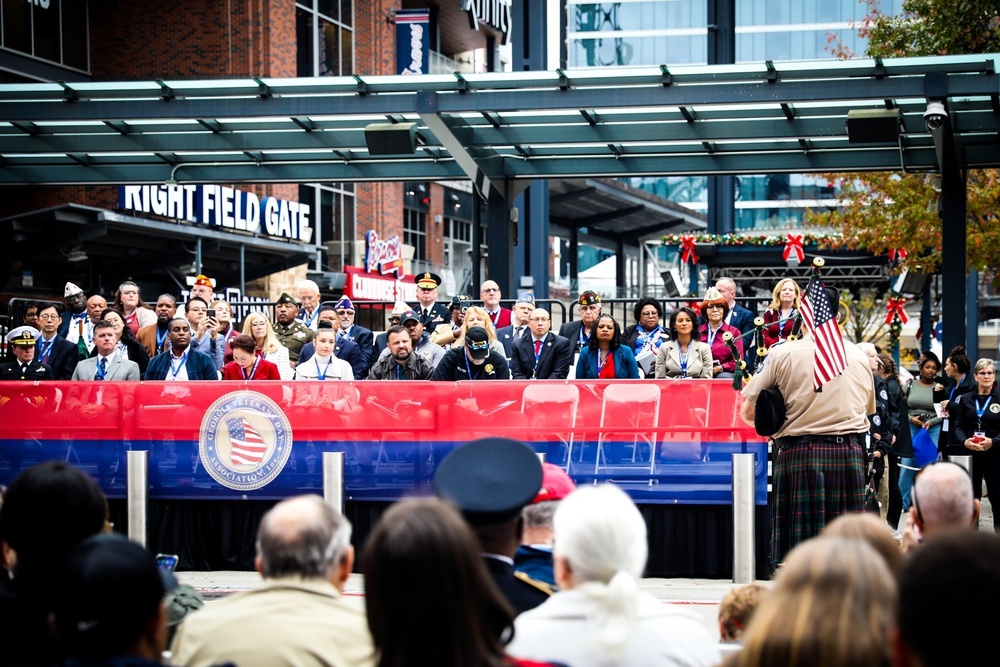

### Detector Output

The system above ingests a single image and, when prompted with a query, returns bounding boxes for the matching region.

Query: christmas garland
[660,233,844,247]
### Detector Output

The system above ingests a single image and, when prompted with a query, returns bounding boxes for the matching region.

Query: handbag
[912,426,938,468]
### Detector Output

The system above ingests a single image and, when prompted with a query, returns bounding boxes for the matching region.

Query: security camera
[923,102,948,132]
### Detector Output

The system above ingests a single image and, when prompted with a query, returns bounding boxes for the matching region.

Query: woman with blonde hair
[508,485,719,667]
[453,305,505,357]
[241,311,292,380]
[724,535,895,667]
[760,278,800,350]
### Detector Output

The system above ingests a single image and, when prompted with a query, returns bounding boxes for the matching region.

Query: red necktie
[534,339,542,356]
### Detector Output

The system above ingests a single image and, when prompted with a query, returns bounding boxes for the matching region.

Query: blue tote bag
[912,427,938,468]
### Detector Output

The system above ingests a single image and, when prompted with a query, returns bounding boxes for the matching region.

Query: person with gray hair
[507,485,719,666]
[169,495,374,667]
[900,460,981,552]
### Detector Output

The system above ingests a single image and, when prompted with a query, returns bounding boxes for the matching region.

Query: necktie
[423,308,429,319]
[517,326,525,339]
[95,357,107,381]
[534,339,542,356]
[39,340,51,363]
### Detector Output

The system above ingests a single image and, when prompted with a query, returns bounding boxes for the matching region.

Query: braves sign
[364,230,405,279]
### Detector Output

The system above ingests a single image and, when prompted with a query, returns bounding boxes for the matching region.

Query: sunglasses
[467,340,489,351]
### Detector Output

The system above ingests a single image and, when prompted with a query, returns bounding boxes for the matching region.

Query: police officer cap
[7,325,40,347]
[275,292,298,306]
[434,437,543,525]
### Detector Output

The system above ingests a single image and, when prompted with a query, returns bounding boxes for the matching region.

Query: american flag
[799,275,847,391]
[227,417,267,466]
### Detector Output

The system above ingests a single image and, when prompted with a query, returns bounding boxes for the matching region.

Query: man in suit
[558,290,602,354]
[136,293,177,359]
[57,281,88,340]
[144,318,218,381]
[71,320,141,381]
[0,326,53,381]
[170,495,374,667]
[716,276,757,370]
[334,296,374,374]
[496,291,535,361]
[511,308,572,380]
[434,437,552,615]
[34,304,79,380]
[296,278,323,331]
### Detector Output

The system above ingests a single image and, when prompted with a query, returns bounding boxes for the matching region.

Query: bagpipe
[722,257,849,391]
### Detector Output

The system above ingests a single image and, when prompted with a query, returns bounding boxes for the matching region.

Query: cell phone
[156,553,179,572]
[206,309,216,320]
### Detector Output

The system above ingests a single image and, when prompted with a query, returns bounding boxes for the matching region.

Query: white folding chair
[521,383,579,471]
[596,383,661,474]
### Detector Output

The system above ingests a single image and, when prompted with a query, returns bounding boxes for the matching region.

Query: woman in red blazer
[222,334,282,380]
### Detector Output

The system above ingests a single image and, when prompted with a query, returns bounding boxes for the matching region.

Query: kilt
[771,437,866,567]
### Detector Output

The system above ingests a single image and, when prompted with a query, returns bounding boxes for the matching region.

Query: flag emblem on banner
[799,276,847,391]
[227,416,267,466]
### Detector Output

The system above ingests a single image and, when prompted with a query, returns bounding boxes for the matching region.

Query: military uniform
[413,272,450,328]
[272,293,315,365]
[0,360,53,382]
[434,437,552,615]
[0,327,54,470]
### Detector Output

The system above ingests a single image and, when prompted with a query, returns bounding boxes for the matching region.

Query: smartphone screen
[156,554,179,572]
[206,309,216,320]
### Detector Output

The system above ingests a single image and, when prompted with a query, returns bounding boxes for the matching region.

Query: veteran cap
[578,290,601,306]
[6,326,40,347]
[390,300,410,316]
[515,291,536,307]
[334,296,354,311]
[64,282,84,298]
[275,292,298,306]
[434,437,543,525]
[415,272,442,290]
[192,274,215,289]
[464,325,491,360]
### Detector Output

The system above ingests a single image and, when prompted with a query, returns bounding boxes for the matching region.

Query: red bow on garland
[679,235,699,264]
[885,296,909,325]
[782,234,805,264]
[888,247,908,262]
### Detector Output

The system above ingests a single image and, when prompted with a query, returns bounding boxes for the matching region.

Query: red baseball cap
[533,463,576,504]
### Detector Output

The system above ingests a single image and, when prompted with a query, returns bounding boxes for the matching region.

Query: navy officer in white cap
[0,326,52,381]
[434,437,553,615]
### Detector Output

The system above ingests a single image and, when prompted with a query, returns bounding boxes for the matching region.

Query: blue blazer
[36,335,80,380]
[341,325,374,372]
[145,348,219,380]
[574,345,640,379]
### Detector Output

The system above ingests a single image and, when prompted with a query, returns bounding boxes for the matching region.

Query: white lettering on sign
[27,0,51,8]
[461,0,512,45]
[364,230,405,279]
[400,24,425,75]
[118,185,310,242]
[351,273,399,301]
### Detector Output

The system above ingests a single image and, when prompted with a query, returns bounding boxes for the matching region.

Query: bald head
[256,495,352,580]
[913,462,979,537]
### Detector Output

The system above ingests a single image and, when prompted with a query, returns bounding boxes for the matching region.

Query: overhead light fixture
[846,108,901,144]
[364,122,418,155]
[66,247,88,263]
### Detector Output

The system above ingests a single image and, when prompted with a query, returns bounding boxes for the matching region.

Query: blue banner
[396,9,430,76]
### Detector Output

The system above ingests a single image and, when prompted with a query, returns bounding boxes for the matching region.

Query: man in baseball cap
[434,437,552,613]
[515,464,577,587]
[430,325,510,380]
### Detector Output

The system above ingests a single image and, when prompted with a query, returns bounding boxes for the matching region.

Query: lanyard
[241,356,261,381]
[95,357,108,380]
[38,339,52,363]
[679,344,689,378]
[635,325,661,354]
[706,324,722,348]
[315,356,332,381]
[578,328,591,350]
[950,376,965,400]
[597,349,608,375]
[396,363,403,380]
[463,355,482,380]
[976,395,993,429]
[778,310,793,338]
[488,310,501,327]
[301,308,317,328]
[156,327,168,352]
[168,352,187,380]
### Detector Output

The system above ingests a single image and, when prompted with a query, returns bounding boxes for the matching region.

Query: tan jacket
[169,577,374,667]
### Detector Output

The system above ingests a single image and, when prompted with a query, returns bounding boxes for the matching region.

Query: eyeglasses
[976,370,995,376]
[640,310,658,317]
[38,314,60,321]
[388,317,401,324]
[120,289,138,296]
[529,316,549,322]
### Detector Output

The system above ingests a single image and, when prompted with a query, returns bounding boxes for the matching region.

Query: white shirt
[166,348,191,381]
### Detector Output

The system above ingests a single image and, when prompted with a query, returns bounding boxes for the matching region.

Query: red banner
[0,380,766,503]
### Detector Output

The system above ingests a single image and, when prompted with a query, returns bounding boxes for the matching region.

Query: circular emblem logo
[879,389,888,401]
[199,391,293,491]
[991,403,1000,414]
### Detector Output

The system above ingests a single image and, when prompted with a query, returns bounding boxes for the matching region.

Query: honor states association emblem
[199,390,293,491]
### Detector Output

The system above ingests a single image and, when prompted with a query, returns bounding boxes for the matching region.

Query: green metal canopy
[0,54,996,192]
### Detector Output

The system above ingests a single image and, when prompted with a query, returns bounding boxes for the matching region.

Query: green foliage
[807,0,1000,283]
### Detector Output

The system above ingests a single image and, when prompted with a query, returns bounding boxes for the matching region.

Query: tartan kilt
[771,438,866,566]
